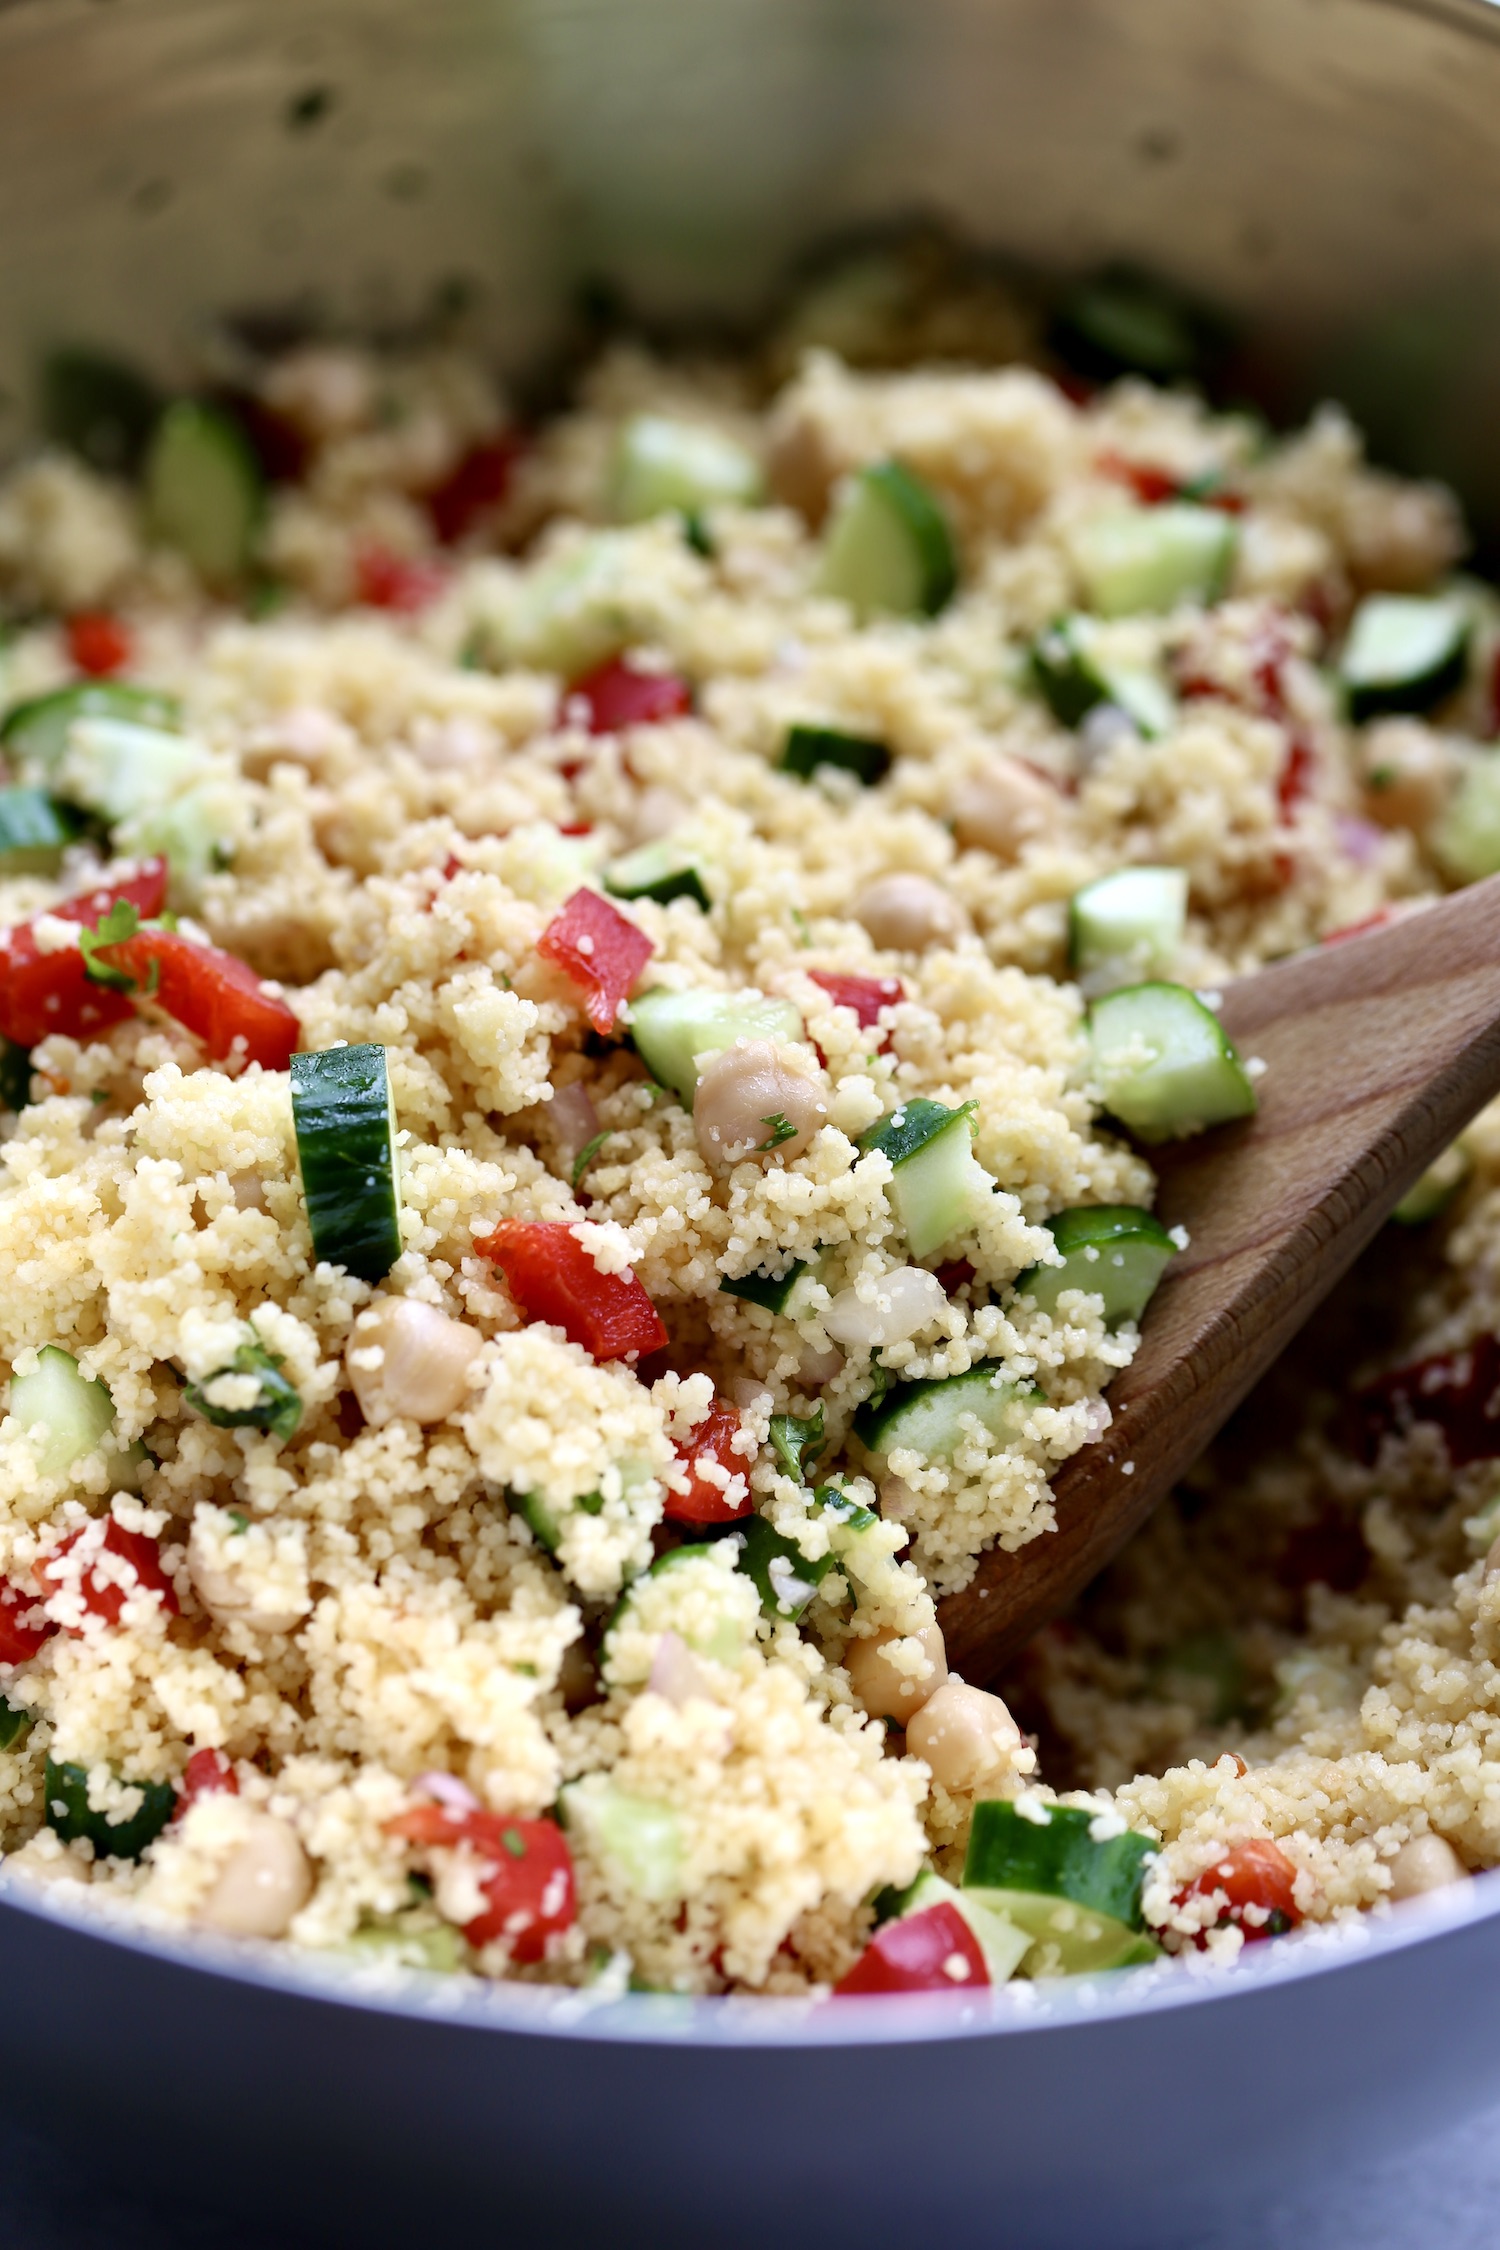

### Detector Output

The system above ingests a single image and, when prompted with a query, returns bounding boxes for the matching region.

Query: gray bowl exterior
[4,0,1500,2241]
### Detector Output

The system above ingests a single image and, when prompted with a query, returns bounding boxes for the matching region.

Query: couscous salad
[0,257,1496,1996]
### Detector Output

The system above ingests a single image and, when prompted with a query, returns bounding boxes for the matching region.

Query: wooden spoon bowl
[939,872,1500,1682]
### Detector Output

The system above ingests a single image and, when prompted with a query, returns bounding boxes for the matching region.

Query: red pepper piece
[385,1803,576,1961]
[1349,1333,1500,1469]
[475,1218,669,1362]
[665,1401,752,1525]
[1176,1839,1301,1943]
[65,613,132,679]
[176,1747,238,1815]
[834,1901,990,1996]
[1277,738,1316,821]
[0,860,169,1048]
[96,926,300,1071]
[1095,450,1179,506]
[934,1258,976,1293]
[354,545,448,615]
[566,655,692,735]
[43,1519,180,1630]
[0,1580,55,1665]
[807,971,904,1056]
[537,887,654,1037]
[426,436,522,545]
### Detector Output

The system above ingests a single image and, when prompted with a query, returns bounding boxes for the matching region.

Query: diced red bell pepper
[384,1803,576,1961]
[1176,1839,1301,1943]
[176,1747,238,1815]
[0,1580,55,1665]
[0,860,169,1048]
[43,1518,180,1629]
[426,436,522,545]
[934,1258,976,1293]
[834,1901,990,1996]
[1348,1333,1500,1470]
[1095,450,1179,506]
[354,545,449,615]
[808,969,903,1043]
[566,655,693,735]
[475,1218,669,1362]
[92,924,300,1071]
[665,1401,752,1525]
[1277,738,1316,821]
[537,887,654,1037]
[65,612,132,679]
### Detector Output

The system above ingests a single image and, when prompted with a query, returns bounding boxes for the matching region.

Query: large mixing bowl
[4,2,1500,2242]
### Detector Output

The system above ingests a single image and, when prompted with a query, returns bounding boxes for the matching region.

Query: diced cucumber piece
[63,717,214,822]
[610,415,763,524]
[602,1542,760,1680]
[898,1868,1032,1986]
[41,347,162,475]
[768,1405,825,1485]
[815,460,957,621]
[859,1098,987,1261]
[44,1755,176,1862]
[1340,594,1471,722]
[500,821,605,908]
[1088,982,1256,1143]
[115,776,235,890]
[0,1697,31,1751]
[1030,616,1175,739]
[854,1363,1041,1461]
[1431,752,1500,884]
[780,724,892,787]
[719,1257,809,1315]
[1073,505,1236,617]
[183,1336,302,1442]
[145,400,263,585]
[735,1516,834,1621]
[11,1346,120,1480]
[507,533,637,678]
[561,1780,684,1903]
[0,787,84,873]
[1068,866,1188,996]
[962,1800,1159,1973]
[343,1919,468,1974]
[1392,1141,1472,1225]
[1017,1204,1176,1325]
[605,839,711,912]
[627,987,804,1109]
[0,1041,31,1114]
[0,682,180,784]
[508,1487,566,1553]
[291,1044,402,1284]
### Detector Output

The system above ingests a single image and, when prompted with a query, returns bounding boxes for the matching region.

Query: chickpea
[346,1297,483,1427]
[951,758,1060,860]
[1360,720,1457,834]
[1389,1833,1469,1901]
[824,1266,947,1350]
[907,1680,1027,1794]
[188,1511,308,1637]
[692,1041,828,1169]
[853,871,967,953]
[197,1811,313,1939]
[845,1622,947,1723]
[230,1173,269,1214]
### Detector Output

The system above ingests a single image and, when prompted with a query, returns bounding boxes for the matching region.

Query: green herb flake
[78,898,142,992]
[226,1510,250,1534]
[571,1130,611,1186]
[769,1405,825,1485]
[183,1338,303,1444]
[501,1826,527,1859]
[757,1113,799,1151]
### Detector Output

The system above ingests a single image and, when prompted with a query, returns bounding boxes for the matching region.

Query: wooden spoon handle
[940,871,1500,1683]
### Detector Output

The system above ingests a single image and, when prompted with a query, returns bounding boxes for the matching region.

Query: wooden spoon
[939,872,1500,1684]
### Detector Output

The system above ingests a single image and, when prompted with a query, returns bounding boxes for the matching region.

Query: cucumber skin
[146,400,263,584]
[1016,1204,1176,1324]
[0,682,180,780]
[627,988,804,1109]
[290,1044,402,1285]
[45,1755,176,1862]
[781,725,892,787]
[0,786,82,870]
[817,460,958,621]
[1341,596,1471,723]
[719,1260,808,1314]
[962,1799,1154,1929]
[859,1097,975,1169]
[11,1346,117,1478]
[1088,981,1257,1143]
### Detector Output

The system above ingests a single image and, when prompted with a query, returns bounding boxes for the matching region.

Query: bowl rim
[4,1855,1498,2049]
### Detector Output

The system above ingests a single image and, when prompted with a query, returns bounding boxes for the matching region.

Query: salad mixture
[0,249,1496,1996]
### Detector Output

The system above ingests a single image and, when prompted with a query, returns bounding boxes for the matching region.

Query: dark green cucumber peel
[858,1097,976,1168]
[962,1800,1155,1929]
[781,725,892,787]
[734,1516,834,1621]
[0,1697,31,1752]
[0,787,85,869]
[41,348,162,475]
[0,683,181,780]
[719,1259,809,1315]
[0,1041,32,1115]
[184,1338,303,1442]
[45,1756,176,1861]
[290,1044,402,1285]
[1015,1204,1176,1326]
